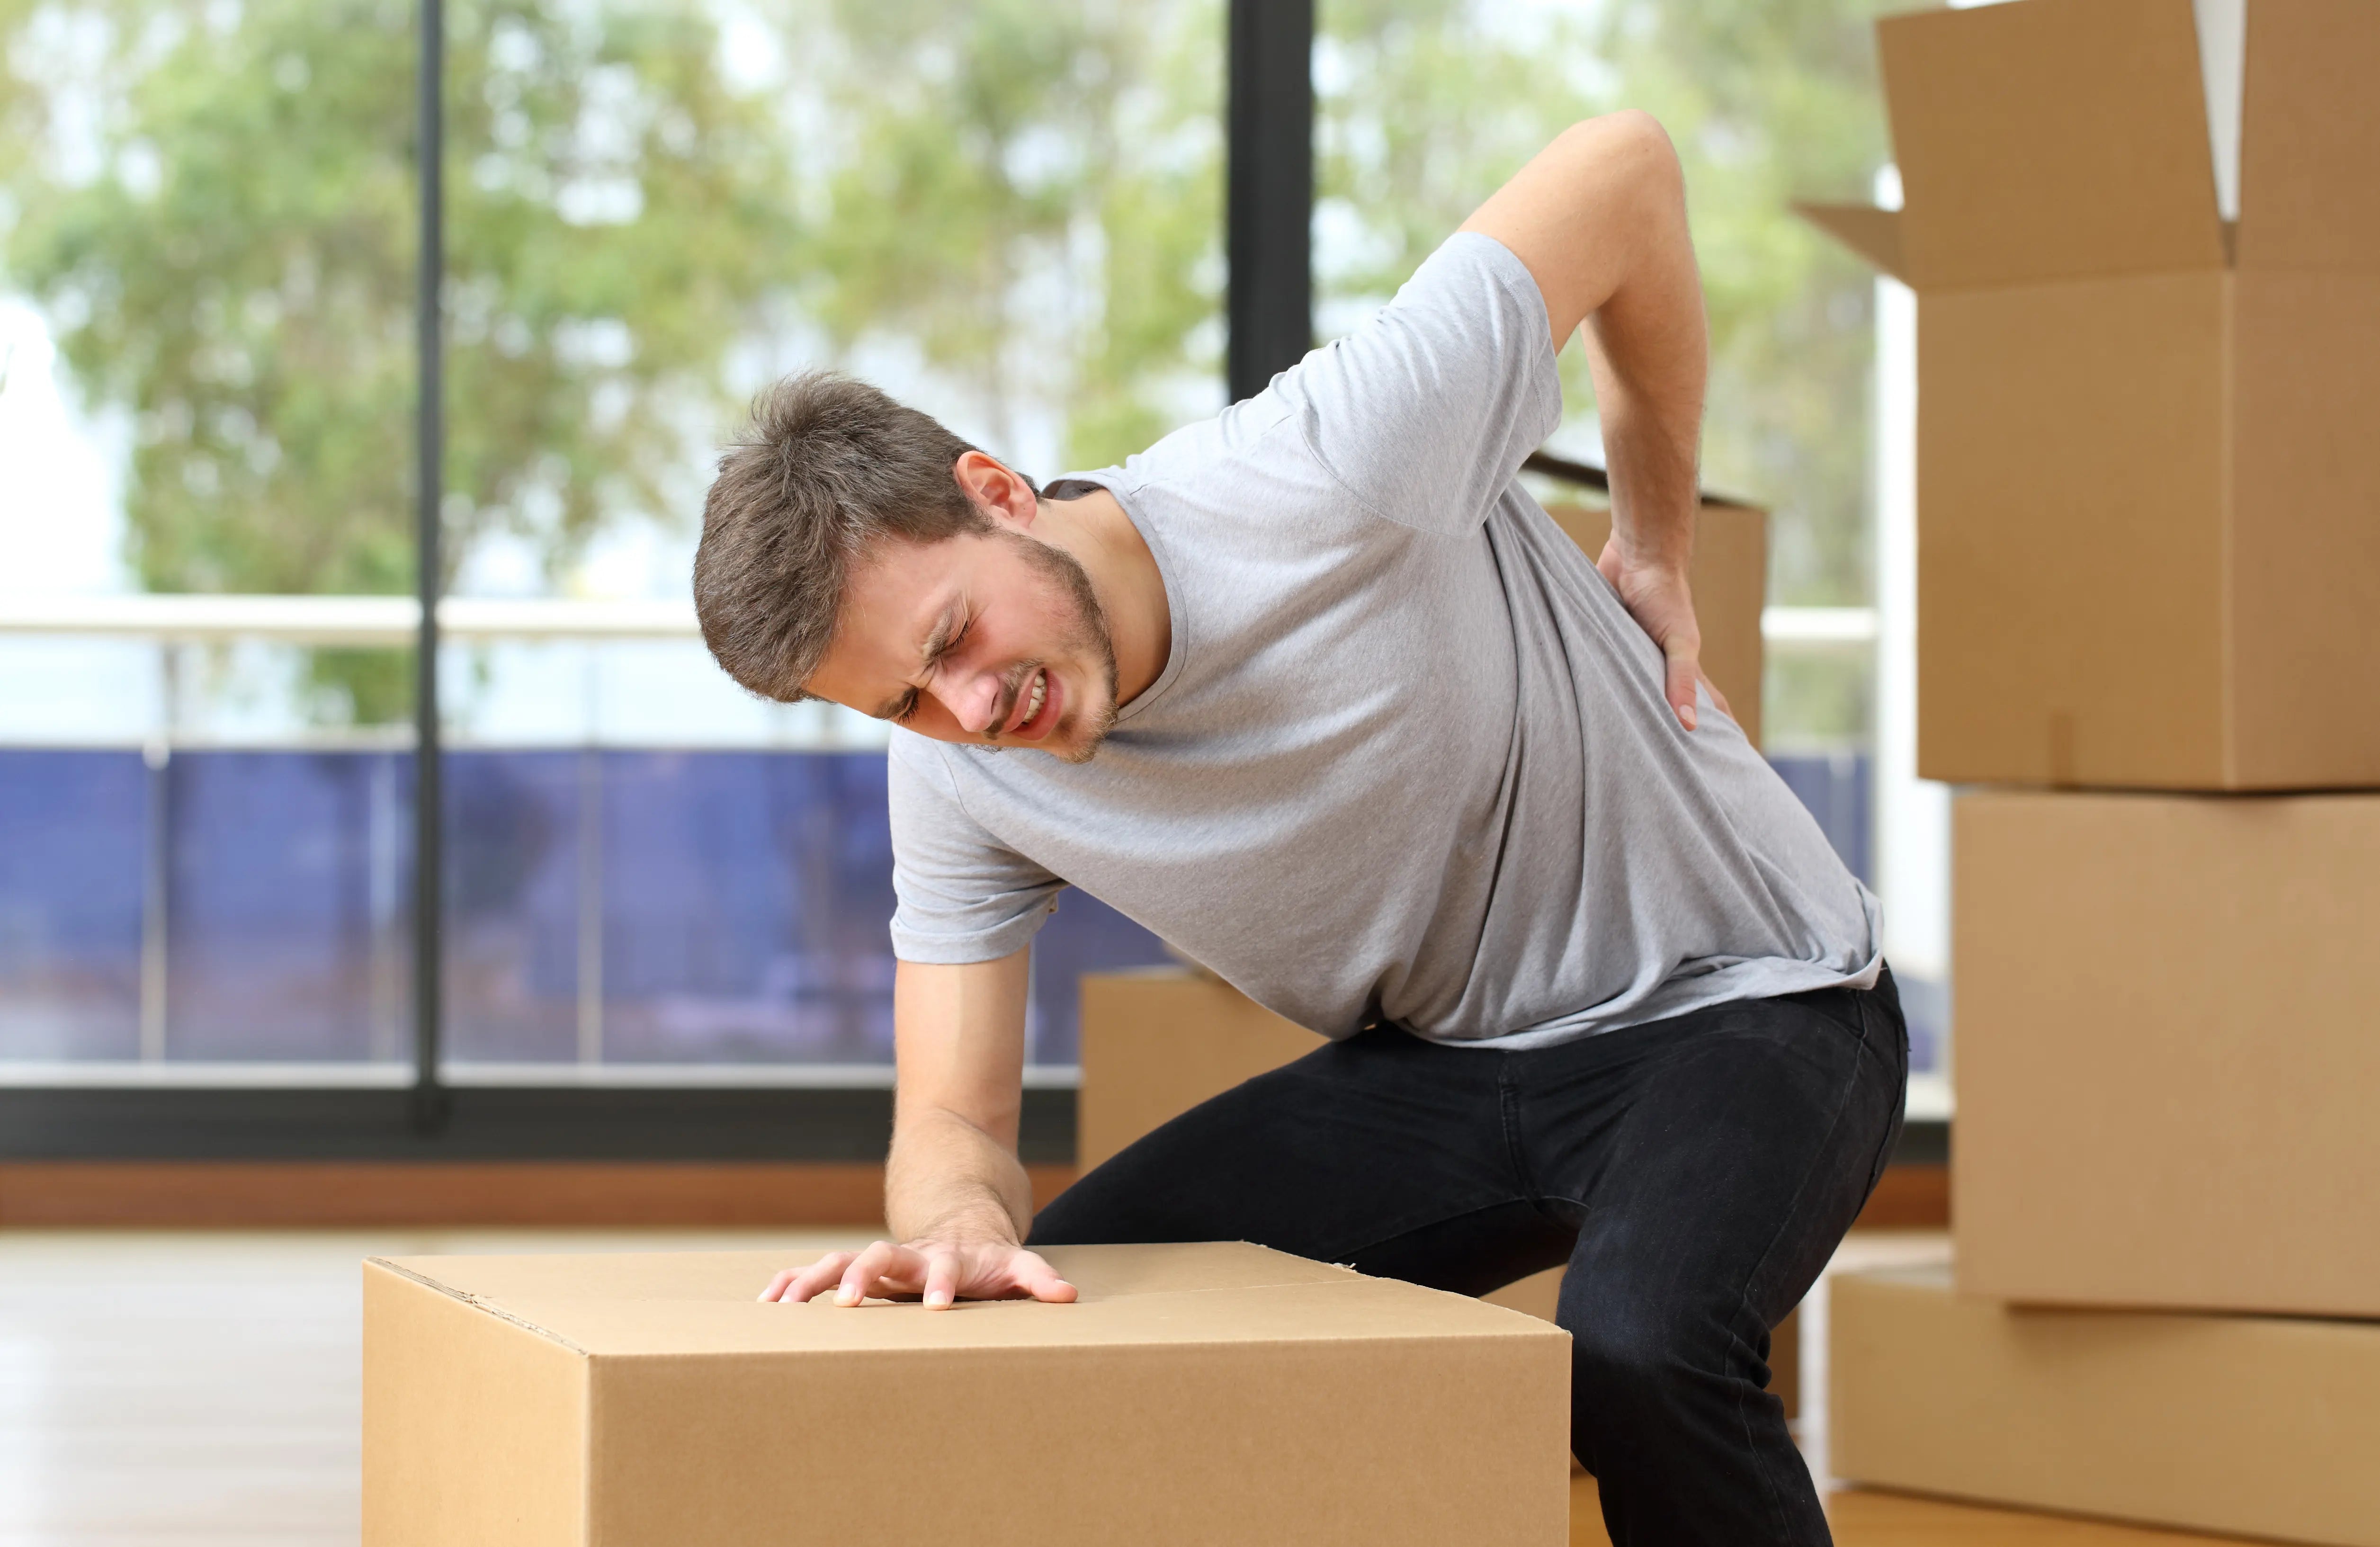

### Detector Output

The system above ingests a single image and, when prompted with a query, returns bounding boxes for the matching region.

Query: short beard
[997,526,1121,764]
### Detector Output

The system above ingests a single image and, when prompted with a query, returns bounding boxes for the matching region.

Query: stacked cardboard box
[1811,1,2380,1540]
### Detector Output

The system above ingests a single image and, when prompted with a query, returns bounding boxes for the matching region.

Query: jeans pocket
[1858,992,1912,1198]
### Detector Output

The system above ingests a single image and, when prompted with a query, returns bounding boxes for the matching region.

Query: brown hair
[694,371,998,701]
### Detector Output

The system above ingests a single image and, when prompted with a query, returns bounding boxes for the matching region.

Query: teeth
[1023,672,1046,725]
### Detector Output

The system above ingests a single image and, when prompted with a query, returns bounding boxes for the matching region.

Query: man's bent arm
[1460,111,1717,727]
[757,951,1076,1308]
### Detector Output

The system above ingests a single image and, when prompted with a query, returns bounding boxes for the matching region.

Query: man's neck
[1040,487,1171,707]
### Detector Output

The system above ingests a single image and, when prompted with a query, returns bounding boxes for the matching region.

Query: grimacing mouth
[986,660,1045,742]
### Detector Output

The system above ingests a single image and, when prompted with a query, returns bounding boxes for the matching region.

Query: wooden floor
[0,1228,2261,1547]
[0,1227,871,1545]
[1562,1479,2272,1546]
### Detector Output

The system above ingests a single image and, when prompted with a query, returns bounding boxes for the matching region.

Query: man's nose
[947,666,1004,736]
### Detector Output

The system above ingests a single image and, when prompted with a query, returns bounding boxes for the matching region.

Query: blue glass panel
[445,751,580,1062]
[164,750,408,1061]
[1028,890,1174,1065]
[0,750,146,1060]
[1766,751,1873,886]
[599,751,898,1064]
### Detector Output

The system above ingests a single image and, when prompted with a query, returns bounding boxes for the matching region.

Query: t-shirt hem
[888,912,1051,966]
[1427,948,1887,1052]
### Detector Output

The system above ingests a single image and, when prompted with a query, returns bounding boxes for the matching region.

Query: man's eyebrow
[866,608,954,721]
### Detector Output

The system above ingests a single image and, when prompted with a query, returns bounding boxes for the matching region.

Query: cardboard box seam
[571,1325,1574,1363]
[366,1257,593,1357]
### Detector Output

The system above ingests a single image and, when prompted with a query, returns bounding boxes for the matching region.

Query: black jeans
[1030,968,1908,1547]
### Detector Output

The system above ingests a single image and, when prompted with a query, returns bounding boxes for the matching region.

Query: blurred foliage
[1,0,793,719]
[791,0,1221,473]
[1320,0,1898,615]
[5,0,1891,740]
[1764,645,1876,751]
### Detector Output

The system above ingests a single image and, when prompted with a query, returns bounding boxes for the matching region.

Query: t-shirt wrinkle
[887,230,1880,1048]
[1291,393,1404,534]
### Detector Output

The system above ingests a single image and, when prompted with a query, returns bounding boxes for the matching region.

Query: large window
[2,1,422,1080]
[0,0,1217,1108]
[3,0,1941,1144]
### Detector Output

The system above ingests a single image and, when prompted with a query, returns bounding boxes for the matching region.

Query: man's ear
[953,449,1038,531]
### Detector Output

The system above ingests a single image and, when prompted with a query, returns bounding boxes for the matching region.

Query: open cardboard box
[1803,0,2380,789]
[1540,501,1768,749]
[363,1240,1570,1546]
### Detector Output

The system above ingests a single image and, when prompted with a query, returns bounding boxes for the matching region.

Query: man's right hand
[758,1234,1077,1310]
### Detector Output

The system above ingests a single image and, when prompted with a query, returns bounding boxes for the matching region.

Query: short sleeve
[886,733,1065,964]
[1278,232,1563,536]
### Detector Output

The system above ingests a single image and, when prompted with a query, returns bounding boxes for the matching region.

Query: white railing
[0,1059,1086,1090]
[0,592,700,643]
[0,591,1879,646]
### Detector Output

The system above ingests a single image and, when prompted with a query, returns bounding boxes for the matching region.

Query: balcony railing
[0,595,1920,1097]
[0,592,1884,647]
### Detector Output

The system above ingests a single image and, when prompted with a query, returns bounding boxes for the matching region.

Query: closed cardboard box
[1832,1265,2380,1546]
[1542,501,1768,749]
[363,1240,1570,1547]
[1077,968,1321,1171]
[1071,971,1807,1412]
[1953,790,2380,1317]
[1076,968,1578,1329]
[1804,0,2380,788]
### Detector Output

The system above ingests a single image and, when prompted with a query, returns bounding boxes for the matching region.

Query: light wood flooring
[0,1228,2262,1547]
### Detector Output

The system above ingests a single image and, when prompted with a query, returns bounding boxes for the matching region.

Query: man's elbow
[1561,110,1684,206]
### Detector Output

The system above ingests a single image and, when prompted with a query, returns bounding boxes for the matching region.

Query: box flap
[1879,0,2226,286]
[369,1242,1560,1359]
[1795,203,1906,280]
[2238,0,2380,270]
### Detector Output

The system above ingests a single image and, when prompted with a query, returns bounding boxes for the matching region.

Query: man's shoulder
[1104,387,1304,494]
[1096,388,1413,555]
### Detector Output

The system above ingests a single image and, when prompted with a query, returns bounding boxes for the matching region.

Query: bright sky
[0,299,125,597]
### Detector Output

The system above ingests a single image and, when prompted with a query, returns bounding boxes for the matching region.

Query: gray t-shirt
[887,231,1881,1048]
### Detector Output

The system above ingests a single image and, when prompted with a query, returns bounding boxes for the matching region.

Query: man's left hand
[1596,539,1730,731]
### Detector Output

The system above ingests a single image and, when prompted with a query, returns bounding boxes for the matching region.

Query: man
[694,111,1898,1547]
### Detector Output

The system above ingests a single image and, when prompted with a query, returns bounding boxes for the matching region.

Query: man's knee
[1563,1286,1770,1414]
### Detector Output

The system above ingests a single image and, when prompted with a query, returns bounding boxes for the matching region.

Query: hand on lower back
[759,1236,1077,1309]
[1595,538,1729,730]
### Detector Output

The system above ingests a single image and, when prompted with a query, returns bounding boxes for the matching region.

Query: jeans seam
[1321,1193,1546,1269]
[1729,995,1886,1546]
[1496,1054,1542,1206]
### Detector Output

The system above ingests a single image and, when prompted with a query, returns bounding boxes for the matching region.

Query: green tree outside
[4,0,1894,741]
[4,0,795,720]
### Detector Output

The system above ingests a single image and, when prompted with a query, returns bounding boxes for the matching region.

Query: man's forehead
[842,532,981,633]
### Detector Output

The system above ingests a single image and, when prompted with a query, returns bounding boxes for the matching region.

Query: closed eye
[890,616,970,723]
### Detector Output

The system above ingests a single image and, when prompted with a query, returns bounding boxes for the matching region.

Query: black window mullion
[1226,0,1315,403]
[412,0,448,1132]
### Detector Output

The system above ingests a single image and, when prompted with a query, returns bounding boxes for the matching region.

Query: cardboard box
[1542,501,1767,748]
[1802,0,2380,789]
[1832,1265,2380,1546]
[1953,790,2380,1317]
[1074,970,1803,1415]
[363,1240,1571,1546]
[1077,967,1322,1170]
[1080,969,1570,1317]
